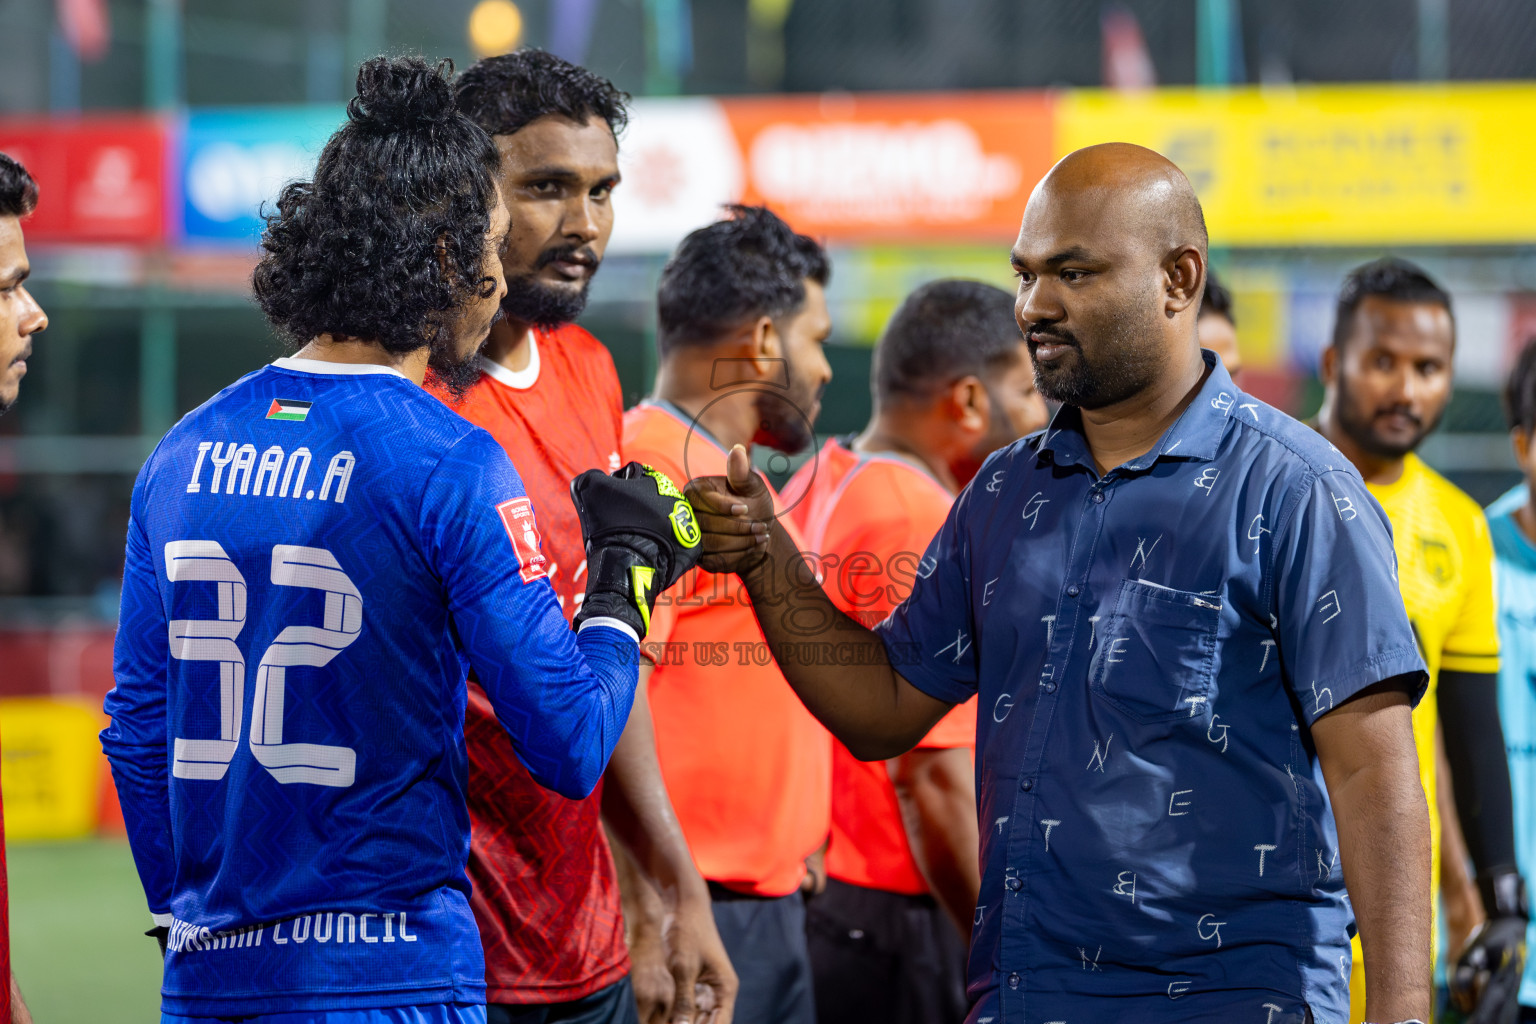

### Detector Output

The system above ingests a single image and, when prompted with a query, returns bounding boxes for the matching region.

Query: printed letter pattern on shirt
[872,354,1425,1024]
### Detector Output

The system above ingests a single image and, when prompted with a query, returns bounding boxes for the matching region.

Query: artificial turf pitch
[10,837,162,1022]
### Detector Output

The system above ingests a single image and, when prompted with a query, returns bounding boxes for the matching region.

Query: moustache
[10,344,30,365]
[1024,325,1080,350]
[535,245,599,271]
[1372,406,1422,427]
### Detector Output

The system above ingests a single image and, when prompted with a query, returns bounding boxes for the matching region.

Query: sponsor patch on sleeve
[496,497,548,584]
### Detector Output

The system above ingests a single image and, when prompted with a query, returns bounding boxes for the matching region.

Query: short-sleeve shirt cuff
[1310,645,1428,726]
[877,626,974,705]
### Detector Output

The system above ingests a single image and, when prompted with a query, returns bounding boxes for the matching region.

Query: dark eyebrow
[1010,245,1097,270]
[0,264,29,288]
[518,166,583,182]
[519,165,621,182]
[1043,246,1096,267]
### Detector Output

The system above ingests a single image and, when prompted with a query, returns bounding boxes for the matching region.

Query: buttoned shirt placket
[997,433,1161,1006]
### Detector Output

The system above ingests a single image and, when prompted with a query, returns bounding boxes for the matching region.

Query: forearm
[601,677,708,907]
[1436,726,1486,958]
[608,820,669,938]
[1439,671,1518,875]
[102,749,176,917]
[890,748,981,938]
[101,671,175,916]
[740,527,946,759]
[477,617,639,801]
[1322,702,1432,1020]
[103,526,176,916]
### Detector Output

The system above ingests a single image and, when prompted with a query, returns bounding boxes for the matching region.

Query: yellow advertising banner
[1056,84,1536,246]
[1,697,107,841]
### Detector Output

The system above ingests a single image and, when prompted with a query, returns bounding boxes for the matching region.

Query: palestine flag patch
[266,399,312,422]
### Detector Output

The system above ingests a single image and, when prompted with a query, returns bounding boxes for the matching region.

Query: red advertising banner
[719,92,1056,243]
[0,117,166,244]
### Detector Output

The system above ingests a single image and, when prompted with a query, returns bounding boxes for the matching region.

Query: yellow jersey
[1349,452,1501,1021]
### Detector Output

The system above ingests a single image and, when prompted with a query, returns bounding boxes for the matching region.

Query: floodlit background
[3,0,1535,1018]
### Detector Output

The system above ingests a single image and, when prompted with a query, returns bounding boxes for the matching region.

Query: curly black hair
[0,152,37,218]
[253,56,501,354]
[656,205,830,356]
[1331,257,1453,352]
[455,49,629,139]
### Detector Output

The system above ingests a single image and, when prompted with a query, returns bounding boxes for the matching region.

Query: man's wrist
[647,849,712,911]
[673,872,713,911]
[575,614,640,644]
[737,534,779,594]
[1477,868,1529,920]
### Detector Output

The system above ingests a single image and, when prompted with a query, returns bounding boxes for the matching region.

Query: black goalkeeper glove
[570,462,702,640]
[1451,869,1528,1024]
[147,923,169,959]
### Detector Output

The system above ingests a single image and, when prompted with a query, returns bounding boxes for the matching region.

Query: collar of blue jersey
[271,356,409,379]
[1033,349,1236,475]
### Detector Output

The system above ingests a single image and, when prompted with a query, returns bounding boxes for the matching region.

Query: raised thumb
[726,444,755,494]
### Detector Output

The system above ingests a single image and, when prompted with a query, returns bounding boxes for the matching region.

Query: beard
[427,306,503,402]
[499,244,600,328]
[1332,369,1444,460]
[754,363,823,455]
[1026,306,1164,410]
[967,386,1020,467]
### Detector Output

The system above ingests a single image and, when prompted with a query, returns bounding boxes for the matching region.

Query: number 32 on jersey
[165,540,363,788]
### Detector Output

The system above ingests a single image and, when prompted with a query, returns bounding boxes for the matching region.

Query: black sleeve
[1439,670,1519,878]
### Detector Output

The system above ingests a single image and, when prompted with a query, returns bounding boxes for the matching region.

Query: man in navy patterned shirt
[687,143,1432,1024]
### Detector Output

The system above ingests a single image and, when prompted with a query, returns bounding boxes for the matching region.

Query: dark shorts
[805,877,969,1024]
[708,883,816,1024]
[487,977,637,1024]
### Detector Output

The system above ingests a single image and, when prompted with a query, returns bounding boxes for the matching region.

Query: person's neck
[1080,347,1208,476]
[653,358,759,452]
[854,412,958,494]
[1314,399,1406,486]
[293,335,427,386]
[483,317,536,373]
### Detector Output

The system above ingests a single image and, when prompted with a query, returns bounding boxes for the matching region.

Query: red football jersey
[430,324,628,1004]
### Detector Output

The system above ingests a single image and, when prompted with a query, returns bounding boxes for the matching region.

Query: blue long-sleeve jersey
[100,357,639,1016]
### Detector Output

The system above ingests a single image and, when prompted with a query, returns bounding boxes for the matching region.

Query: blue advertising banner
[179,106,345,244]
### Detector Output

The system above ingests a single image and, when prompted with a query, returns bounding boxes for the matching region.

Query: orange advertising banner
[718,93,1056,243]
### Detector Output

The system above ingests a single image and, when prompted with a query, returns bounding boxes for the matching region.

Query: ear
[1514,427,1531,467]
[749,315,782,375]
[1320,343,1339,382]
[948,376,989,434]
[1164,246,1204,319]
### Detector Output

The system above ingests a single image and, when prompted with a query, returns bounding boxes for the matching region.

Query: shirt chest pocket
[1088,579,1222,724]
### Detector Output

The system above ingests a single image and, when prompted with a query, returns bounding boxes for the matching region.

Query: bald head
[1009,143,1211,411]
[1037,143,1208,260]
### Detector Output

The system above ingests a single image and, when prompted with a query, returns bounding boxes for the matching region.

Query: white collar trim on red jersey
[478,331,541,390]
[272,356,409,379]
